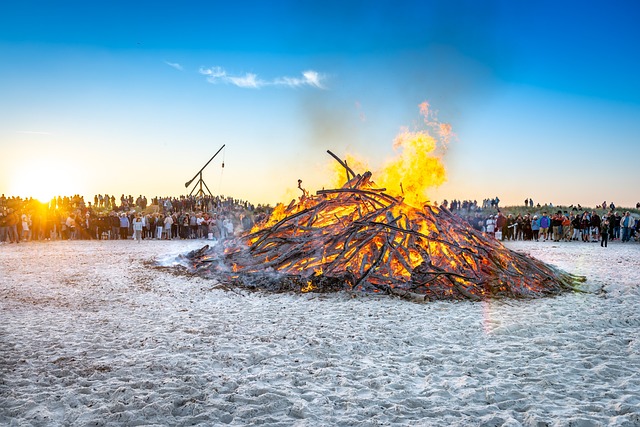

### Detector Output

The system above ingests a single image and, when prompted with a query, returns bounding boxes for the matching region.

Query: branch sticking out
[327,150,357,183]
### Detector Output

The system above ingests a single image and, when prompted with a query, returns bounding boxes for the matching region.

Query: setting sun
[8,160,82,203]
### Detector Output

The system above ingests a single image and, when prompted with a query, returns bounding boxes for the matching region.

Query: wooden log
[326,150,357,181]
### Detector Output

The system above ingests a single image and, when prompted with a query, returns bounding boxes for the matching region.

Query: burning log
[183,153,585,302]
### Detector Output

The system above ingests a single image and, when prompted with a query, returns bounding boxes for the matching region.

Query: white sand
[1,239,639,426]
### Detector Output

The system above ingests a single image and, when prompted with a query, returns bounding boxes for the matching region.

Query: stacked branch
[184,153,585,301]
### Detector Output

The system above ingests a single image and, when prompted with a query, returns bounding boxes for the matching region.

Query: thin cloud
[165,61,184,71]
[229,73,261,88]
[274,70,324,88]
[199,66,325,89]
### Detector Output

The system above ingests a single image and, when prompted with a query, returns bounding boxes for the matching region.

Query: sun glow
[8,160,82,203]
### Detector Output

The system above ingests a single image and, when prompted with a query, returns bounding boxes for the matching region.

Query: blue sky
[1,1,639,207]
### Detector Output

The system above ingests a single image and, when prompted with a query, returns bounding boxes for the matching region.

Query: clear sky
[1,0,639,208]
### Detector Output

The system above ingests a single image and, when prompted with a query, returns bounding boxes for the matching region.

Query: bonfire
[183,150,585,302]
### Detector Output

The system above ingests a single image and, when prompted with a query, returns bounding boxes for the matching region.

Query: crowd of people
[0,193,270,244]
[455,204,640,247]
[1,192,639,247]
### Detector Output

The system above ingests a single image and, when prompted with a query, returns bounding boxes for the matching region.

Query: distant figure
[613,212,622,239]
[539,212,550,241]
[21,213,30,241]
[600,219,609,247]
[495,212,506,240]
[217,215,228,240]
[119,213,130,240]
[7,209,20,243]
[580,212,592,242]
[551,211,563,242]
[504,214,514,241]
[621,211,635,242]
[571,213,582,241]
[156,214,164,240]
[66,214,77,240]
[590,211,601,242]
[163,214,173,239]
[224,216,234,237]
[132,215,144,243]
[531,215,540,241]
[486,215,496,238]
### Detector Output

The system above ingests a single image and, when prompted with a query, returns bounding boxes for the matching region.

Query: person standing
[590,211,601,243]
[504,214,514,241]
[608,212,615,241]
[155,214,164,240]
[562,213,571,241]
[180,213,190,239]
[21,212,30,241]
[217,214,228,240]
[207,213,220,240]
[485,215,496,238]
[132,215,144,243]
[620,211,635,242]
[110,212,120,240]
[66,213,77,240]
[613,212,622,240]
[144,214,153,239]
[531,215,541,241]
[224,215,234,238]
[163,213,173,240]
[551,211,562,242]
[600,219,609,247]
[514,214,524,240]
[198,213,208,239]
[119,213,130,240]
[539,212,550,241]
[495,212,505,240]
[522,214,533,240]
[0,209,6,243]
[200,214,210,239]
[6,209,20,243]
[189,212,198,239]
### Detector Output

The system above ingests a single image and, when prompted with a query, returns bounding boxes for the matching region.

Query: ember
[183,152,585,302]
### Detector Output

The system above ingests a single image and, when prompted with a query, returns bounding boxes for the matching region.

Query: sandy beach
[1,238,639,426]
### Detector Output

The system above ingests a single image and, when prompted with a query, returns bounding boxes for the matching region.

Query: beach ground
[1,238,639,426]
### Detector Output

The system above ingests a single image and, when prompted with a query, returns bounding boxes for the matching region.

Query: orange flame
[329,154,370,189]
[330,101,452,207]
[301,280,315,293]
[376,129,446,207]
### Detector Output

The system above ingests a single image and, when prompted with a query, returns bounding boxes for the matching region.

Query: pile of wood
[184,152,585,301]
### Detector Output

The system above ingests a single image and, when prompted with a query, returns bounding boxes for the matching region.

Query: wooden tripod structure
[184,144,225,198]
